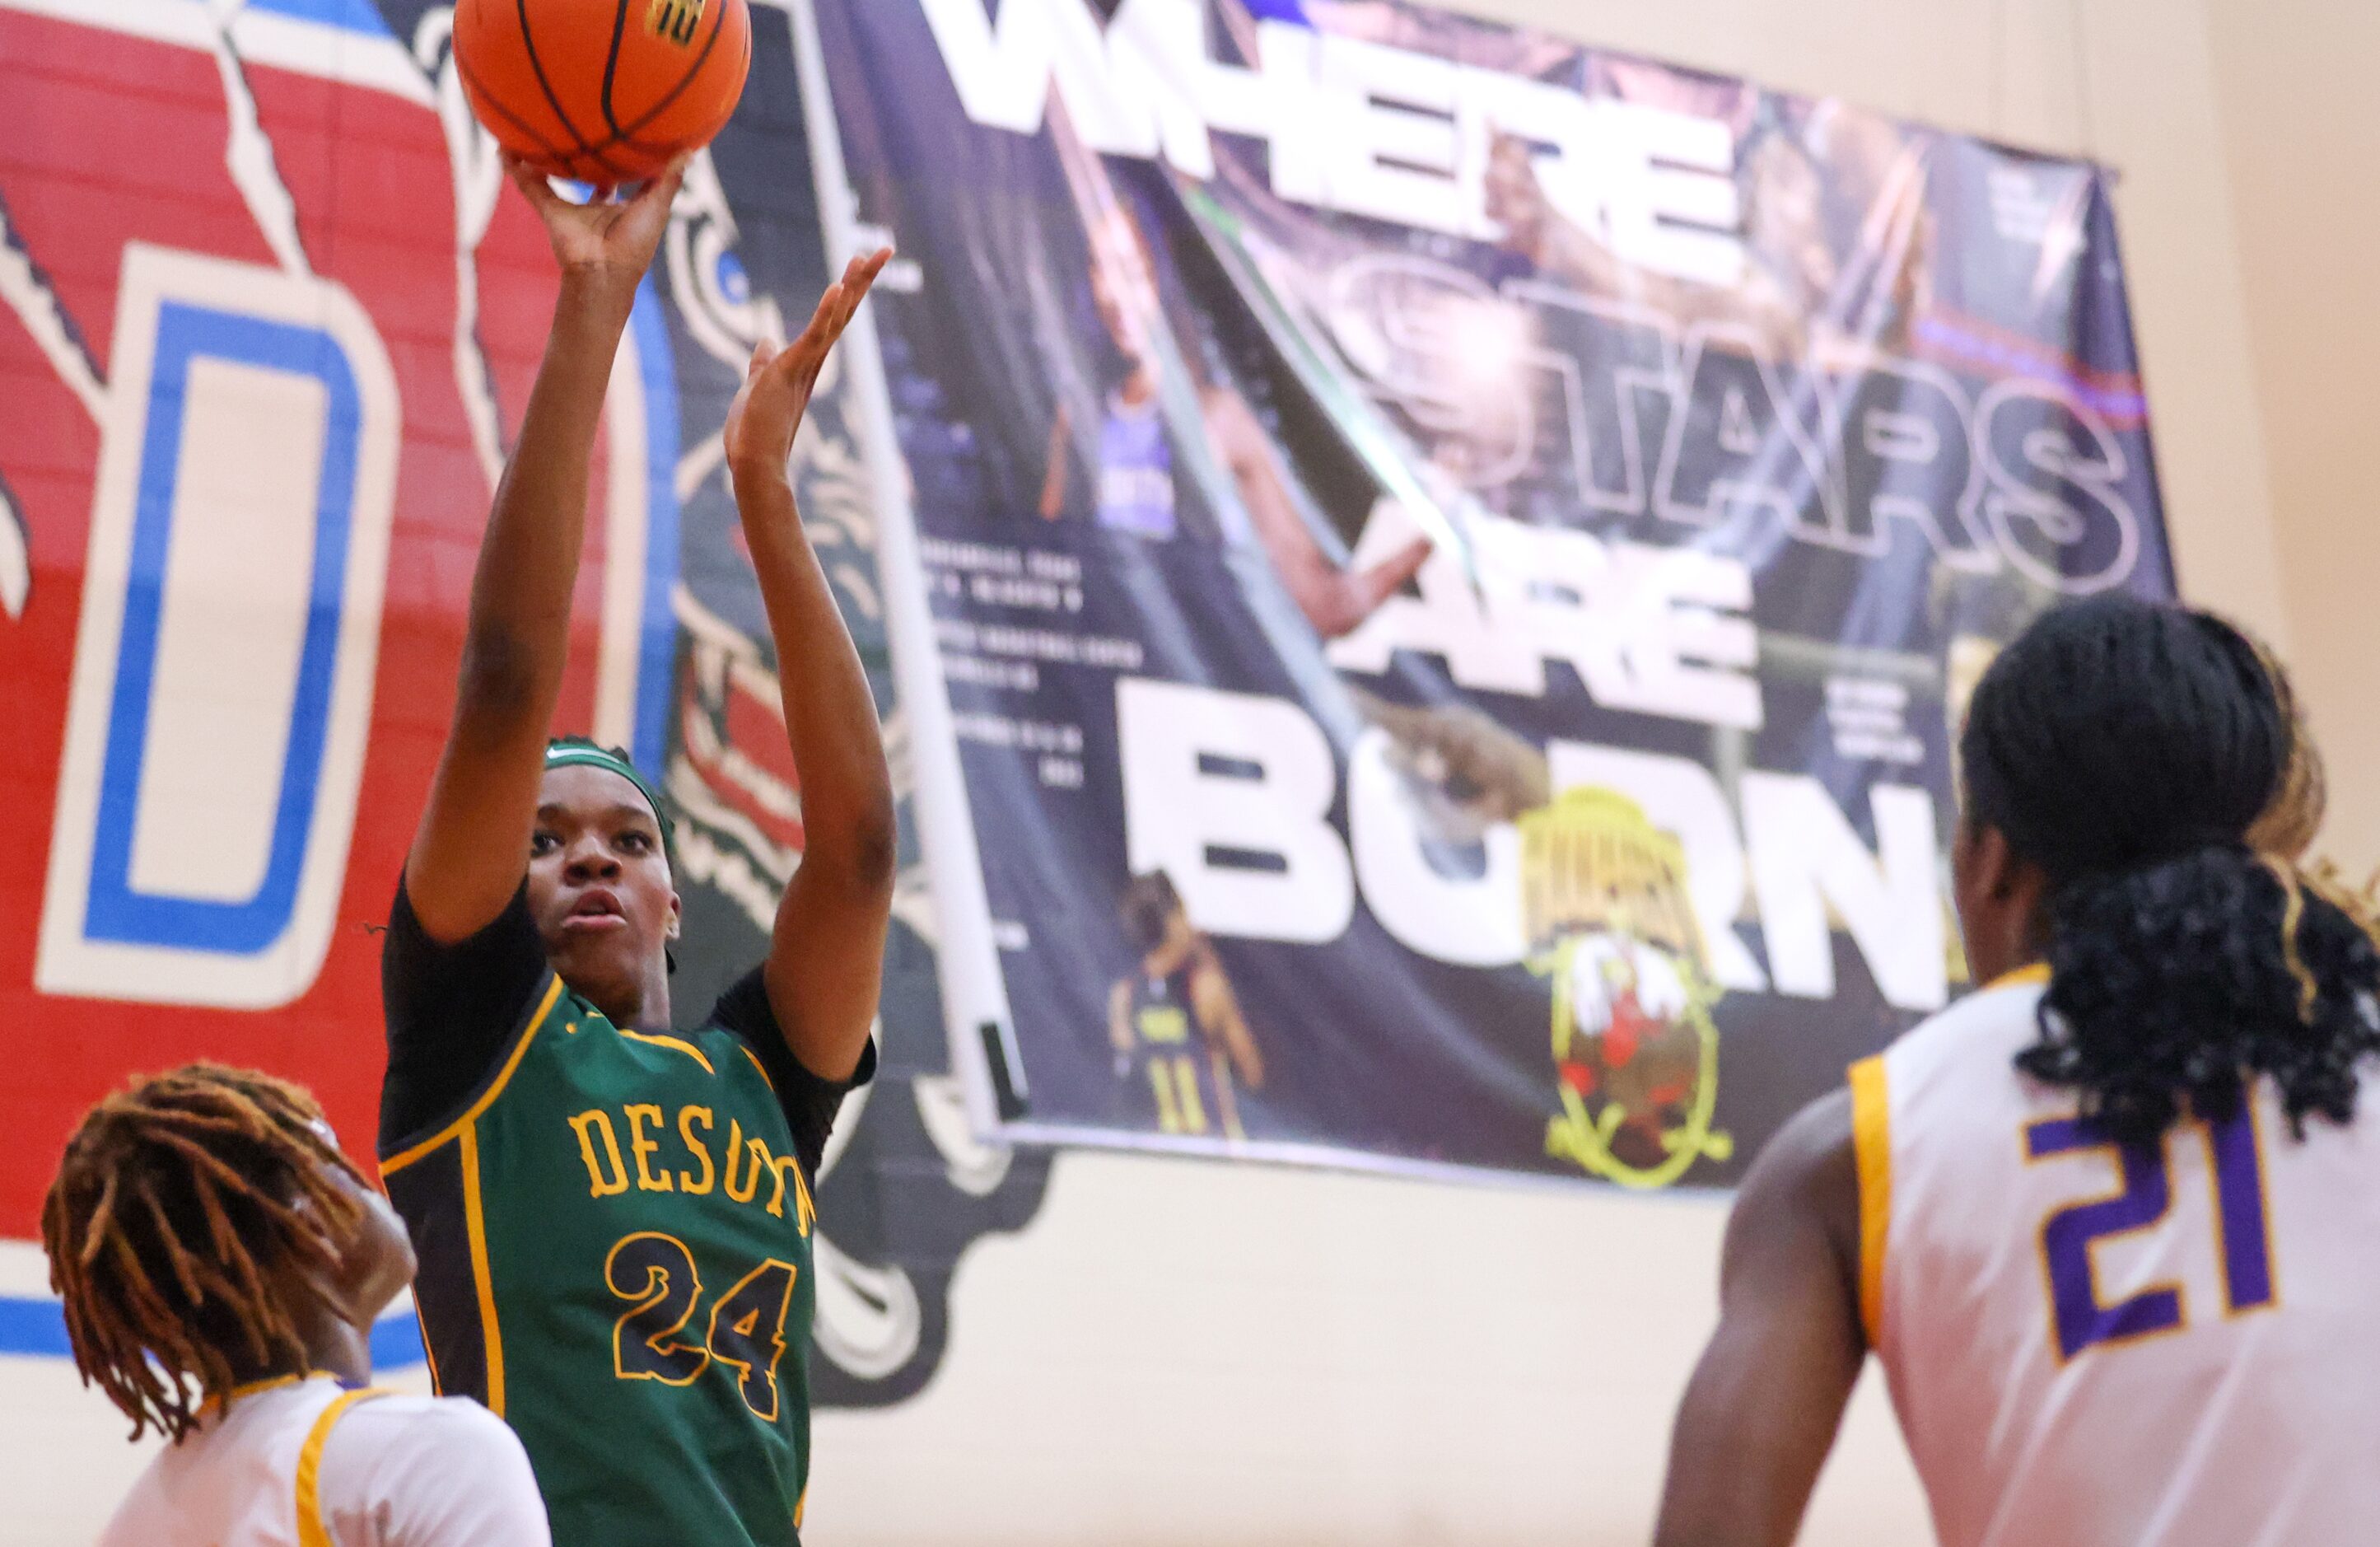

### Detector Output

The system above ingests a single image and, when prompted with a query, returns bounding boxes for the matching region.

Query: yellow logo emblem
[1521,789,1734,1189]
[647,0,706,46]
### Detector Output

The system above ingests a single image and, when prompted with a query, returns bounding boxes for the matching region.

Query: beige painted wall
[2206,0,2380,871]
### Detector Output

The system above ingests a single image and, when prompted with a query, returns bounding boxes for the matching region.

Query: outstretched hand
[503,152,688,298]
[724,247,894,479]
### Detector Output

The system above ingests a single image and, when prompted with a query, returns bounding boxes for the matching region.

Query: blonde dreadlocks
[40,1064,367,1442]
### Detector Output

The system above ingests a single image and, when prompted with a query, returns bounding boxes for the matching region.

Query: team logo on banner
[1524,790,1732,1189]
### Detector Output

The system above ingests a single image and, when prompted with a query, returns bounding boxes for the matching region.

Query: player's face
[326,1163,416,1325]
[291,1117,415,1330]
[1089,210,1158,366]
[529,764,681,1005]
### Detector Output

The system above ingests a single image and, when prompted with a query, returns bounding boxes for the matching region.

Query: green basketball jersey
[383,972,824,1546]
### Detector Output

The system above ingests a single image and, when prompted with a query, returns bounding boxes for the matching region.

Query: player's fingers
[783,283,843,364]
[803,281,843,337]
[838,250,874,292]
[827,251,891,340]
[800,250,884,354]
[656,154,690,204]
[632,153,692,212]
[819,286,859,342]
[766,321,828,392]
[502,153,562,211]
[855,261,889,308]
[824,264,878,336]
[797,307,853,372]
[840,249,891,311]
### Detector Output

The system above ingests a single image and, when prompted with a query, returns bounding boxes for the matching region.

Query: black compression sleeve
[378,879,549,1156]
[707,968,878,1178]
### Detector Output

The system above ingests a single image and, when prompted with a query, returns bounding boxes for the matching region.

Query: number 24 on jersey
[604,1232,799,1419]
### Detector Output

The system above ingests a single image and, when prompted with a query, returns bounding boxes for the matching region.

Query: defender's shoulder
[1883,973,2049,1077]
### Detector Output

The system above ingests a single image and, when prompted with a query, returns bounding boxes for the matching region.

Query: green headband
[544,739,677,873]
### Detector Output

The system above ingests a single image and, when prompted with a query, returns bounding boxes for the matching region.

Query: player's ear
[1972,824,2047,912]
[308,1168,414,1331]
[665,890,683,940]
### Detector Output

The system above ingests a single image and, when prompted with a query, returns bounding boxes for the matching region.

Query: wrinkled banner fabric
[817,0,2172,1189]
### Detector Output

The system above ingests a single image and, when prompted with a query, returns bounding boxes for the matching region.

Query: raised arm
[1654,1091,1867,1547]
[404,157,685,943]
[1205,387,1430,640]
[723,250,898,1082]
[1038,403,1073,520]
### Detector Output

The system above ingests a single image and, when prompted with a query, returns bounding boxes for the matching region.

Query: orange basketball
[453,0,751,185]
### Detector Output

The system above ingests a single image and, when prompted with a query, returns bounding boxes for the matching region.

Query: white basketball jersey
[100,1372,548,1546]
[1853,965,2380,1547]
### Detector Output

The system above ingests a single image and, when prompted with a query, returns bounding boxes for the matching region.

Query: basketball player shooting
[48,1066,549,1546]
[1653,597,2380,1545]
[375,153,895,1546]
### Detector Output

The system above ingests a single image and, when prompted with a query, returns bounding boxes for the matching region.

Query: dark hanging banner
[819,0,2173,1189]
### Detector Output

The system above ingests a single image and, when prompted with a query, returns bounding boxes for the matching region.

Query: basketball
[453,0,752,185]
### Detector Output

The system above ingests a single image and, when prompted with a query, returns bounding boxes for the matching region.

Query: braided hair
[1961,596,2380,1150]
[40,1064,366,1442]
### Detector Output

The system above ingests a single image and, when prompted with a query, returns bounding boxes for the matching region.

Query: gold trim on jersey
[380,974,567,1175]
[737,1041,777,1095]
[619,1028,717,1074]
[376,974,561,1415]
[1986,962,2051,991]
[203,1368,327,1420]
[225,1369,318,1401]
[296,1386,394,1547]
[460,1124,506,1415]
[1848,1056,1892,1347]
[410,1298,446,1395]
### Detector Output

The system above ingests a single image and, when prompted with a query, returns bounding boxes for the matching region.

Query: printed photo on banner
[819,0,2172,1187]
